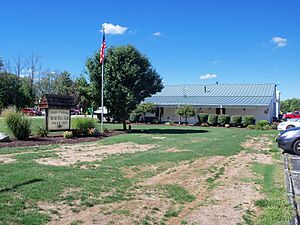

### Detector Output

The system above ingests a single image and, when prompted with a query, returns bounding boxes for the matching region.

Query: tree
[133,102,155,122]
[26,52,41,94]
[281,98,300,113]
[34,70,57,99]
[0,72,32,110]
[86,45,163,130]
[13,54,25,79]
[175,105,196,124]
[54,71,73,95]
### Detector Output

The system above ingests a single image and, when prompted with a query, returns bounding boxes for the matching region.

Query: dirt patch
[0,155,16,164]
[241,134,273,151]
[164,148,190,153]
[36,142,156,166]
[151,136,166,140]
[122,164,159,179]
[167,151,271,225]
[39,188,174,225]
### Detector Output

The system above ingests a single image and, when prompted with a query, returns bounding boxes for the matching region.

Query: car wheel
[293,140,300,156]
[287,125,295,129]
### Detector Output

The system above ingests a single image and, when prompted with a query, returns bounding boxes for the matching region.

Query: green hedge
[208,114,218,126]
[197,113,209,124]
[242,115,255,127]
[230,115,242,127]
[217,114,230,126]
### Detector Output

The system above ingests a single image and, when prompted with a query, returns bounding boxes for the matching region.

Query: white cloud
[153,32,162,36]
[200,73,217,80]
[212,60,220,64]
[271,36,287,47]
[102,23,128,35]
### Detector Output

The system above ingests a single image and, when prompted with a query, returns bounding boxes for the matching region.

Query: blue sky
[0,0,299,99]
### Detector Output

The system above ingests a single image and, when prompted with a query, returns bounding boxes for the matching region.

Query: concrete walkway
[284,153,300,225]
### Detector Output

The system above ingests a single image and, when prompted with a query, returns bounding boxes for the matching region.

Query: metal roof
[144,84,276,107]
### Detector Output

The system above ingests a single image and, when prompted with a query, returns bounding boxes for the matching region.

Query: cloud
[200,73,217,80]
[271,36,287,47]
[153,32,162,36]
[212,60,220,64]
[102,23,128,35]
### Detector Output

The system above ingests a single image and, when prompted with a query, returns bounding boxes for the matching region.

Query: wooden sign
[46,109,71,131]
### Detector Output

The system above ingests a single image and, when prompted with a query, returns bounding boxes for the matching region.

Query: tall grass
[1,107,31,140]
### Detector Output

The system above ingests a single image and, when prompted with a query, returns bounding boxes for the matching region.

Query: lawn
[0,123,293,225]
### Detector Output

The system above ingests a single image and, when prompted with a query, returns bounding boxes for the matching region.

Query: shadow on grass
[121,129,209,135]
[0,178,44,193]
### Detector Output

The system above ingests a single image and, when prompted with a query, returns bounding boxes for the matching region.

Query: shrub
[197,113,209,124]
[36,126,48,137]
[217,114,230,126]
[257,120,269,128]
[230,115,242,127]
[63,131,73,138]
[242,115,255,127]
[103,126,109,133]
[262,125,273,130]
[129,113,140,123]
[207,114,218,126]
[2,107,31,140]
[72,117,95,136]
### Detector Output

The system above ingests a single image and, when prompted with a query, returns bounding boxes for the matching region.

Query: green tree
[86,45,163,130]
[281,98,300,113]
[175,105,196,124]
[0,73,33,110]
[133,102,155,123]
[54,71,73,95]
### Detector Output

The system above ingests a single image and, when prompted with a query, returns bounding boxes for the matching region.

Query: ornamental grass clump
[2,107,31,140]
[72,117,95,136]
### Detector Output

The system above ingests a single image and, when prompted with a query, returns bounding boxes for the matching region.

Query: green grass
[0,123,291,224]
[249,162,293,225]
[163,184,195,204]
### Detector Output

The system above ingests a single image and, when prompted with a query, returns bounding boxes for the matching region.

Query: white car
[277,118,300,131]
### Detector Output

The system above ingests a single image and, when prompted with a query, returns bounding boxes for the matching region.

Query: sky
[0,0,299,99]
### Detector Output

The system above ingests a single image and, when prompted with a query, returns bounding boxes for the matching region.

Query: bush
[63,131,73,138]
[2,107,31,140]
[129,112,140,123]
[230,115,242,127]
[197,113,209,124]
[257,120,269,127]
[36,126,48,137]
[207,114,218,126]
[217,114,230,126]
[242,115,255,127]
[73,117,95,136]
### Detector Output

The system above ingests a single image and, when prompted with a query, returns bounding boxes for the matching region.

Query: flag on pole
[100,30,106,64]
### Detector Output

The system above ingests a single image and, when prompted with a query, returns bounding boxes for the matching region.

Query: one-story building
[144,83,280,124]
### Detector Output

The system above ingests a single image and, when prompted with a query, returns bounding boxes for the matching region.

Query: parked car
[34,109,42,116]
[21,108,35,116]
[277,127,300,155]
[283,111,300,120]
[277,118,300,130]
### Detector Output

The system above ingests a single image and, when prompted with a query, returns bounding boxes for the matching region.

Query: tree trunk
[122,120,127,131]
[185,117,188,125]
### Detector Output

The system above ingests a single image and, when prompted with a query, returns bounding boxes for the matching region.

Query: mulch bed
[0,131,125,148]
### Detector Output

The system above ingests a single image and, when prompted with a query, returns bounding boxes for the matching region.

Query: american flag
[99,31,106,64]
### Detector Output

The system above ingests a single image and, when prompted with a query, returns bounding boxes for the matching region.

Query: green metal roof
[144,83,276,107]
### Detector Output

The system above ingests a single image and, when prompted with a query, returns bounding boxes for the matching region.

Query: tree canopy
[86,44,163,130]
[133,102,155,122]
[175,105,196,124]
[281,98,300,113]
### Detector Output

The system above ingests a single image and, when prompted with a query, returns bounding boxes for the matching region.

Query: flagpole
[101,26,105,133]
